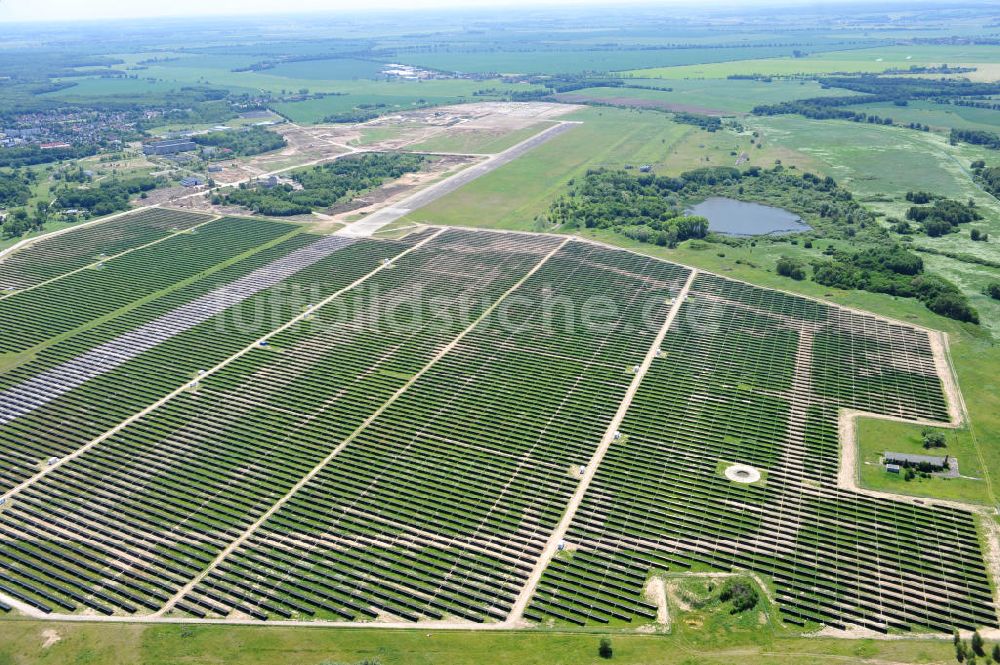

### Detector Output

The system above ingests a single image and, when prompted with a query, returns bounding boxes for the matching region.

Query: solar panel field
[0,215,994,635]
[0,209,211,291]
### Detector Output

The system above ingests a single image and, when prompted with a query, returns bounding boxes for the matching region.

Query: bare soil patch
[41,629,60,649]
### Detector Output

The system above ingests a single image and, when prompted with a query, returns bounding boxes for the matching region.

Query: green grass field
[43,76,204,101]
[856,418,991,505]
[846,100,1000,132]
[747,116,1000,337]
[0,617,966,665]
[390,45,828,75]
[403,107,693,229]
[265,58,387,80]
[625,44,1000,79]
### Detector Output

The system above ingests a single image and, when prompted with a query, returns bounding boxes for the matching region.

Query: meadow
[856,418,990,505]
[403,107,693,229]
[748,116,1000,335]
[846,100,1000,132]
[0,618,968,665]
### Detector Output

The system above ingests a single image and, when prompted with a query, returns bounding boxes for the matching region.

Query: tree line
[781,245,979,323]
[55,175,160,216]
[545,168,709,248]
[191,126,287,158]
[0,168,34,208]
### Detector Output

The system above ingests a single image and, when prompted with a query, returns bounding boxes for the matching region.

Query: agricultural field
[555,79,850,114]
[387,45,840,76]
[626,45,1000,80]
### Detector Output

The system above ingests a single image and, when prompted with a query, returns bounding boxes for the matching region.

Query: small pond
[687,196,811,236]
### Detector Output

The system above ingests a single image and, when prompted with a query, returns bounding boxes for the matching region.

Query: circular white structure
[724,463,761,484]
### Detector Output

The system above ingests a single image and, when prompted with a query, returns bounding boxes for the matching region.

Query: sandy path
[644,577,669,627]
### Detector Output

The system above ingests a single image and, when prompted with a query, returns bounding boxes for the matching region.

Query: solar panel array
[0,224,993,634]
[0,216,299,353]
[0,209,210,291]
[0,236,359,426]
[526,272,994,632]
[0,224,414,494]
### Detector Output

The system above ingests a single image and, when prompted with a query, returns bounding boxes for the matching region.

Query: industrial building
[143,139,198,156]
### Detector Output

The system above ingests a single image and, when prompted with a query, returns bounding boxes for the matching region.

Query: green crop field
[266,58,389,80]
[556,79,851,114]
[390,45,836,75]
[626,45,1000,79]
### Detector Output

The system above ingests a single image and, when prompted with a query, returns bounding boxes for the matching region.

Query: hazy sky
[0,0,877,24]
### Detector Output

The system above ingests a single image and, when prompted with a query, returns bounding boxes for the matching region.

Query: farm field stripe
[0,215,221,302]
[0,236,357,426]
[156,236,571,616]
[0,229,446,507]
[506,267,699,624]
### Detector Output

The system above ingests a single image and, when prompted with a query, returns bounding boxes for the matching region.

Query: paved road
[337,121,581,237]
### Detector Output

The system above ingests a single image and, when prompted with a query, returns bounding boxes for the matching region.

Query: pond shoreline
[687,196,812,237]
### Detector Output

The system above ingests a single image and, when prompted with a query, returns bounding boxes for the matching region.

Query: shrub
[719,579,759,613]
[973,630,985,657]
[599,637,613,659]
[926,292,979,324]
[776,256,806,280]
[922,429,947,449]
[924,218,953,237]
[984,283,1000,301]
